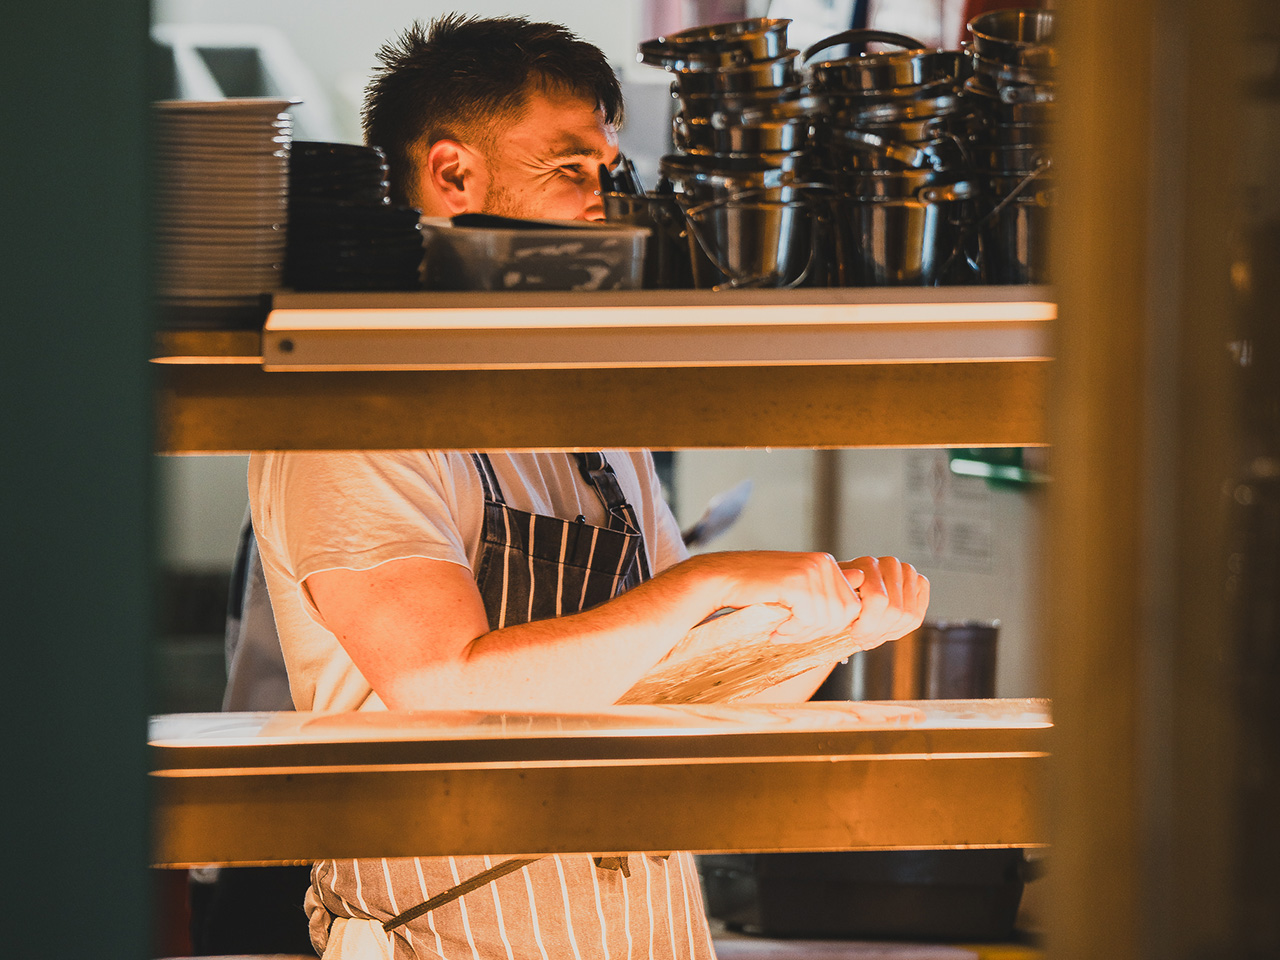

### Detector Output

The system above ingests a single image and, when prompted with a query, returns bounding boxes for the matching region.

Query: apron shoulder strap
[574,451,631,514]
[575,452,652,581]
[470,452,506,504]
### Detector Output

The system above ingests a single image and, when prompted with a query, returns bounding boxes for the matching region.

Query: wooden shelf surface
[154,288,1053,452]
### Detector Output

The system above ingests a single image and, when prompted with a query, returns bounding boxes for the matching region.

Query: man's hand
[839,556,929,652]
[685,550,864,646]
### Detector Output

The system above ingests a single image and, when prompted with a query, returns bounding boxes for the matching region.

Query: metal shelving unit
[149,287,1055,870]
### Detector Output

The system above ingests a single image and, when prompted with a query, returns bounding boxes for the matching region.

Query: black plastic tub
[700,849,1028,941]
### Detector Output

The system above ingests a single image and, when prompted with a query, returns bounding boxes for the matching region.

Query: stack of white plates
[153,98,296,308]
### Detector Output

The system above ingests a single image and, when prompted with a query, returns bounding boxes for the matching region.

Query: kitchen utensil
[597,162,616,196]
[674,113,812,156]
[980,170,1053,283]
[801,28,926,64]
[806,33,958,94]
[827,128,967,171]
[638,17,791,66]
[682,192,816,289]
[680,479,753,547]
[602,191,695,289]
[672,51,800,97]
[677,83,807,121]
[967,7,1057,67]
[835,191,975,285]
[658,151,809,203]
[619,155,645,196]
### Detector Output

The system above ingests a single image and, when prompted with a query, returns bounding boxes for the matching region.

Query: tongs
[598,154,645,196]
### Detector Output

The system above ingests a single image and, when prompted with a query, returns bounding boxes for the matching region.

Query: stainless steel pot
[825,128,967,172]
[846,110,972,143]
[824,75,959,109]
[836,195,974,285]
[835,168,977,200]
[835,91,966,125]
[985,119,1052,145]
[674,113,812,155]
[971,142,1048,173]
[676,83,807,121]
[639,17,791,66]
[658,151,808,203]
[673,52,800,97]
[980,172,1053,283]
[681,193,815,289]
[816,620,1001,699]
[963,78,1056,122]
[602,192,695,289]
[716,93,824,126]
[807,36,960,94]
[968,51,1054,88]
[967,8,1056,68]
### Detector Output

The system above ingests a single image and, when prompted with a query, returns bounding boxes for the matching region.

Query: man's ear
[420,139,489,216]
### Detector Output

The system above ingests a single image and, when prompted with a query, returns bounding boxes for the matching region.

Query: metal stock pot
[639,17,791,67]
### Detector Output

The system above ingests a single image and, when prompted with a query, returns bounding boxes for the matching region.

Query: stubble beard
[480,179,525,219]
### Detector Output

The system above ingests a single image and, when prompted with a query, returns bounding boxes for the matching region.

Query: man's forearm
[371,550,863,712]
[420,558,730,710]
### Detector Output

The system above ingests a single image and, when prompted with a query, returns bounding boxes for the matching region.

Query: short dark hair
[363,14,624,205]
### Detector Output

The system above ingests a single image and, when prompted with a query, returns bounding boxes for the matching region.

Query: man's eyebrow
[541,136,619,166]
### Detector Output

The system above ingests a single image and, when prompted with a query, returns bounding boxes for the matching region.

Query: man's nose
[582,183,606,221]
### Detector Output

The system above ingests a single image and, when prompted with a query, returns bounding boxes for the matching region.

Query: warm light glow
[265,301,1057,332]
[258,297,1056,371]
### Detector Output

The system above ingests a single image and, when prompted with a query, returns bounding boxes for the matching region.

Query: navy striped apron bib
[308,452,715,960]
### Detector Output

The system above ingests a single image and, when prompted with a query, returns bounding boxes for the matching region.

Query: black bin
[701,620,1030,941]
[701,850,1028,941]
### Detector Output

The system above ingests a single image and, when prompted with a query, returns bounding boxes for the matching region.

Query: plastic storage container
[420,214,649,291]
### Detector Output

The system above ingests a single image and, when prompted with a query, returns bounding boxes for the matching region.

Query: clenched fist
[838,556,929,651]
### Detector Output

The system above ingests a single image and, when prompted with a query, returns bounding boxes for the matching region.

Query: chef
[250,14,930,960]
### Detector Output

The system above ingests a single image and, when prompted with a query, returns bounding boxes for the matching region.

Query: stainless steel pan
[676,83,807,121]
[804,30,958,94]
[639,17,791,66]
[675,113,812,155]
[673,52,800,97]
[966,9,1056,68]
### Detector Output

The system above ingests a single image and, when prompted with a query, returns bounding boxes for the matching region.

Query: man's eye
[557,164,587,181]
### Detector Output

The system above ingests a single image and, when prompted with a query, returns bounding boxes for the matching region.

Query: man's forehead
[540,130,618,161]
[506,86,618,157]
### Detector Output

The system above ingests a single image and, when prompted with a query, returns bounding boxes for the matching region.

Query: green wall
[2,1,153,957]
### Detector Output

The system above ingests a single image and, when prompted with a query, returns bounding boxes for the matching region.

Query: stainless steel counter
[150,699,1049,868]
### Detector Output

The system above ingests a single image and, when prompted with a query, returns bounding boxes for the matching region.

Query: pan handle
[802,28,926,63]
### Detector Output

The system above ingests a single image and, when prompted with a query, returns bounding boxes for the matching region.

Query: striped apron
[307,452,717,960]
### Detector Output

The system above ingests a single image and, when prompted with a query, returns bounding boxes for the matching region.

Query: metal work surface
[151,699,1050,867]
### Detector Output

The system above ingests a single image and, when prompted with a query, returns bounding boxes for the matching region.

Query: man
[250,15,929,959]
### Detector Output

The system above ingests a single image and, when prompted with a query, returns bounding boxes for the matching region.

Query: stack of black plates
[285,141,423,291]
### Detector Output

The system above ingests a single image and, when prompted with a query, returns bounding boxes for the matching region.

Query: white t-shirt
[248,449,687,712]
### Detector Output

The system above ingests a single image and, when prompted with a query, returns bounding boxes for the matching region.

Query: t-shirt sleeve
[636,451,690,574]
[252,451,474,587]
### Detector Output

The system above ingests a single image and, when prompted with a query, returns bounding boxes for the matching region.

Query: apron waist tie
[382,857,540,933]
[380,854,643,933]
